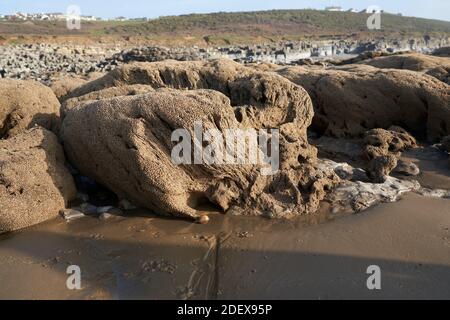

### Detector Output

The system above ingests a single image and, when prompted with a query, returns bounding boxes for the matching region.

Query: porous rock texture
[0,79,60,138]
[50,76,88,101]
[0,128,76,233]
[277,65,450,141]
[364,126,417,159]
[357,52,450,85]
[61,84,155,119]
[363,127,417,182]
[61,59,340,219]
[51,72,106,102]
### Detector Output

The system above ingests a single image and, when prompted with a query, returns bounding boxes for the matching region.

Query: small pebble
[99,212,113,220]
[60,209,85,221]
[197,215,210,225]
[331,207,340,214]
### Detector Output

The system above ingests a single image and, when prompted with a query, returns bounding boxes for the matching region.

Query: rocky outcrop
[0,128,76,233]
[277,65,450,141]
[0,44,119,85]
[363,127,417,158]
[363,127,417,182]
[51,72,106,101]
[62,60,340,220]
[393,160,420,176]
[0,79,61,138]
[366,154,398,183]
[312,127,419,182]
[354,52,447,71]
[1,38,449,84]
[50,76,88,101]
[319,159,421,214]
[61,84,154,118]
[357,52,450,84]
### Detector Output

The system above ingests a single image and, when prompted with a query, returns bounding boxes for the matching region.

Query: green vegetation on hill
[1,9,449,45]
[107,9,450,36]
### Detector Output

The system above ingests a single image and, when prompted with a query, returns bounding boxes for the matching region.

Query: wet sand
[0,193,449,300]
[399,146,450,190]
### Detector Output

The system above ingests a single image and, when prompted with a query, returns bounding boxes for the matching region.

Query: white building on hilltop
[81,15,99,21]
[14,12,28,20]
[2,12,100,22]
[325,6,343,12]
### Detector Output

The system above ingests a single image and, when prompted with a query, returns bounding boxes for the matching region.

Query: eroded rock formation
[0,79,60,138]
[363,127,418,182]
[356,52,450,85]
[277,65,450,141]
[0,128,76,233]
[61,84,155,118]
[61,60,340,220]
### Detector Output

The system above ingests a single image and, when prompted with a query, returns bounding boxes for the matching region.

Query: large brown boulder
[359,52,449,71]
[61,84,155,118]
[358,52,450,84]
[0,128,77,233]
[277,65,450,141]
[61,60,339,220]
[0,79,60,138]
[50,72,106,102]
[64,59,317,167]
[50,76,88,101]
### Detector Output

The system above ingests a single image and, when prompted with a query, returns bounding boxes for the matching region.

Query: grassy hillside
[107,10,450,36]
[1,9,449,45]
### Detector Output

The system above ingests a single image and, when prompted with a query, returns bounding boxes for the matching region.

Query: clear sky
[1,0,449,21]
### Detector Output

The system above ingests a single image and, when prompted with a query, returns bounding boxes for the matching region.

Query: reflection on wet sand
[0,193,449,300]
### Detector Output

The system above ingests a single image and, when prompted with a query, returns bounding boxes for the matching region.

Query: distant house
[115,16,128,21]
[15,12,28,20]
[325,6,343,12]
[1,11,94,22]
[347,8,358,13]
[48,13,66,20]
[81,15,98,21]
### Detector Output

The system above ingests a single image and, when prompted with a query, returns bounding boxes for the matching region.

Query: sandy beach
[0,193,448,300]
